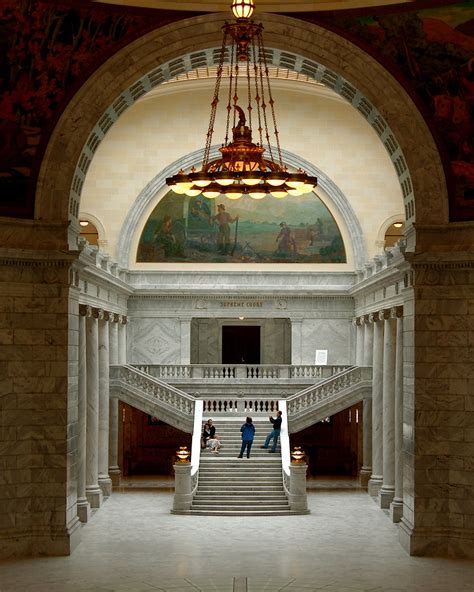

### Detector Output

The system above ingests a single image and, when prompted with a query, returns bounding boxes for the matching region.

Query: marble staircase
[189,419,302,515]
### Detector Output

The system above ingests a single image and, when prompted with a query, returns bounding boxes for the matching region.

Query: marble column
[98,314,112,496]
[359,397,372,488]
[291,319,303,364]
[390,309,404,522]
[368,313,383,496]
[379,310,396,509]
[77,311,91,522]
[354,318,364,366]
[109,319,119,365]
[180,318,192,364]
[108,315,121,486]
[108,397,121,486]
[363,317,373,366]
[86,310,102,508]
[118,317,127,364]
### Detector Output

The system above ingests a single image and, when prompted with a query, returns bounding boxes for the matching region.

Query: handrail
[191,400,203,478]
[279,400,290,479]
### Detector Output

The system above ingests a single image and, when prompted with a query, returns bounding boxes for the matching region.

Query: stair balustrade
[287,366,372,432]
[109,365,195,433]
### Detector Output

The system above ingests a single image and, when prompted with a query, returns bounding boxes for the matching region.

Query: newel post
[172,462,193,513]
[288,462,309,513]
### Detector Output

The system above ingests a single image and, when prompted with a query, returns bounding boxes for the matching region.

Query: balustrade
[202,398,279,414]
[110,365,195,419]
[287,367,372,418]
[131,364,351,382]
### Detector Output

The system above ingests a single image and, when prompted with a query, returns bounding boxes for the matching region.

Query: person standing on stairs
[238,417,255,459]
[261,410,283,452]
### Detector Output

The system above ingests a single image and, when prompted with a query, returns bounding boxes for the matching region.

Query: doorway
[222,325,260,364]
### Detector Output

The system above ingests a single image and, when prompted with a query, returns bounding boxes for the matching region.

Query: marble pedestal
[172,463,193,513]
[288,463,309,513]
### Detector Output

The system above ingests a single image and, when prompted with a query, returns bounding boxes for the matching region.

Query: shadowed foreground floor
[0,478,473,592]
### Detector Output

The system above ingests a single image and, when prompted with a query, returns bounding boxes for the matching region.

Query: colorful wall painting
[136,191,346,264]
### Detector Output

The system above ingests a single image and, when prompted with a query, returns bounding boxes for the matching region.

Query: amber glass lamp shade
[231,0,255,19]
[176,446,191,463]
[291,446,305,464]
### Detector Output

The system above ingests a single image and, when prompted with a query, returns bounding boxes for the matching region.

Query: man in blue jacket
[261,410,282,452]
[238,417,256,459]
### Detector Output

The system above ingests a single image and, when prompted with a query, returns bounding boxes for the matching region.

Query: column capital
[118,314,128,325]
[379,309,391,321]
[352,317,363,326]
[368,311,381,323]
[390,305,403,319]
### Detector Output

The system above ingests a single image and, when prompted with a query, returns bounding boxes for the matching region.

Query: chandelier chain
[224,42,235,146]
[203,30,228,167]
[260,33,283,167]
[251,37,264,149]
[257,31,275,165]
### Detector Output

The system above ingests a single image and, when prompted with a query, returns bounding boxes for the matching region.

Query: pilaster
[98,313,112,497]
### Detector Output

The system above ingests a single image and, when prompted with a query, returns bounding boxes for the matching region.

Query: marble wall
[128,318,181,364]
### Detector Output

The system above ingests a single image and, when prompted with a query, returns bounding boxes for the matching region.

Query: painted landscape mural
[136,192,346,264]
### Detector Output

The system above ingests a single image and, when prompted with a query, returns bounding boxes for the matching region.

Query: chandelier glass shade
[166,0,317,201]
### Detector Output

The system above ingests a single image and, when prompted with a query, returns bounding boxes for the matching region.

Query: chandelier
[166,0,317,200]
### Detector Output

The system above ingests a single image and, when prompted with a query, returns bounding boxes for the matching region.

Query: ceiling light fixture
[393,222,404,228]
[79,220,89,227]
[166,0,317,201]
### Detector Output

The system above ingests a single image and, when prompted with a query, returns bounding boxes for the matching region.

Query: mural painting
[136,191,346,264]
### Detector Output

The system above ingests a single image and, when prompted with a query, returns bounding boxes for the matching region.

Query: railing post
[172,462,193,513]
[288,463,308,512]
[236,366,246,379]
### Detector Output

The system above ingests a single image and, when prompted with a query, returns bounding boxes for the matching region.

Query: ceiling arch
[37,11,448,254]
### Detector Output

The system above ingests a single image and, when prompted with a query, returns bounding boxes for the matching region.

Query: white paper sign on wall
[315,349,328,365]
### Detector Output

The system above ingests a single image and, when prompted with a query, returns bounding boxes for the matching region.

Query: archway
[36,12,448,247]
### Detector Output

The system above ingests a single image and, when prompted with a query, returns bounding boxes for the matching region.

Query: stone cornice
[0,249,77,268]
[405,251,474,270]
[129,293,353,302]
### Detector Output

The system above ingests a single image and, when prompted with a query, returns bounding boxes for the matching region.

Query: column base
[390,497,403,523]
[77,497,91,523]
[368,476,383,497]
[109,467,121,487]
[0,518,82,558]
[359,467,371,489]
[98,475,112,497]
[86,485,103,509]
[379,485,395,509]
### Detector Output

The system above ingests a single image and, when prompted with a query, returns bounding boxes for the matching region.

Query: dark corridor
[222,325,260,364]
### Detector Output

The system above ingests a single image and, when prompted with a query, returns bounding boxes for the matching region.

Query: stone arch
[117,146,366,269]
[36,12,448,248]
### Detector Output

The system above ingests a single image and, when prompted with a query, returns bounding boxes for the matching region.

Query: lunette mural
[136,191,346,263]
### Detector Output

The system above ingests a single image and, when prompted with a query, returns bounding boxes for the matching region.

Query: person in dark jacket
[202,419,216,449]
[238,417,255,459]
[261,410,282,452]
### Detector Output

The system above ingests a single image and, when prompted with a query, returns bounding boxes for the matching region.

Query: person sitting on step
[207,433,221,454]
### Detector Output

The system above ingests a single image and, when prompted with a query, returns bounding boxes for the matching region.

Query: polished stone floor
[0,478,473,592]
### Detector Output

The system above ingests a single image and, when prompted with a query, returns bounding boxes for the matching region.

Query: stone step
[192,497,288,505]
[197,485,285,492]
[176,508,302,516]
[175,509,302,516]
[190,504,291,512]
[193,493,287,500]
